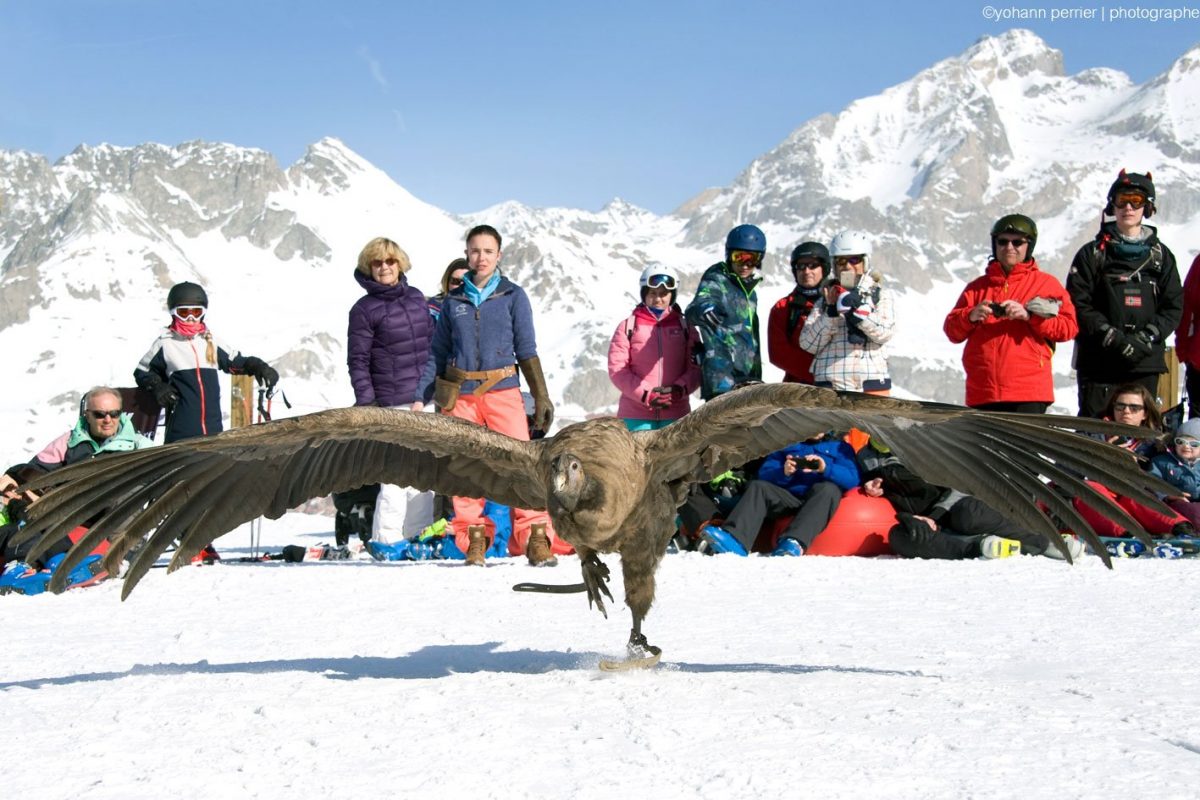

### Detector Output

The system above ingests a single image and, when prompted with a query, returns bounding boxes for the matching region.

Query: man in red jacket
[943,214,1078,413]
[767,242,830,384]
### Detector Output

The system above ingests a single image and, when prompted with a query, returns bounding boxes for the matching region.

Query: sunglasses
[88,409,122,420]
[995,237,1028,248]
[834,256,865,267]
[1175,437,1200,448]
[172,306,205,320]
[448,276,464,287]
[1113,193,1146,210]
[369,258,400,269]
[793,260,825,271]
[1112,402,1145,413]
[729,250,763,266]
[645,274,677,290]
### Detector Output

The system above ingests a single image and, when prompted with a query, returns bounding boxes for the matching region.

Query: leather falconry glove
[518,356,555,431]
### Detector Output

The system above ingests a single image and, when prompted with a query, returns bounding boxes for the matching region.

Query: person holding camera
[1066,170,1182,418]
[698,432,861,557]
[798,231,895,395]
[607,265,701,431]
[943,214,1078,413]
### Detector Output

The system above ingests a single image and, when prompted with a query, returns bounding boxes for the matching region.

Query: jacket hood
[354,269,416,299]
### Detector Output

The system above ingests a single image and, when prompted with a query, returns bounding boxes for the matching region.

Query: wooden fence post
[230,374,255,428]
[1159,346,1181,412]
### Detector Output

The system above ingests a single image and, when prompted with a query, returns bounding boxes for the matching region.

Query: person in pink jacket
[608,265,702,431]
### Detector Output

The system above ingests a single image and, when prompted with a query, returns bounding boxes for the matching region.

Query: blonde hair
[356,237,412,277]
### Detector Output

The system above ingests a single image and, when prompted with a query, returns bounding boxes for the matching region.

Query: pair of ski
[1095,536,1200,559]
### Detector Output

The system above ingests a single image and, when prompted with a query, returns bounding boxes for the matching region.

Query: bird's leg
[578,548,613,619]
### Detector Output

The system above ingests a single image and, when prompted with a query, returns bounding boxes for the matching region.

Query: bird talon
[581,553,613,619]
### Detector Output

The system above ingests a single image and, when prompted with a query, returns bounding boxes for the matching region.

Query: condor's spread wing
[16,407,547,596]
[643,383,1174,565]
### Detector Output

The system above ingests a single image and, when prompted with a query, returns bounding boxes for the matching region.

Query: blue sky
[2,0,1197,215]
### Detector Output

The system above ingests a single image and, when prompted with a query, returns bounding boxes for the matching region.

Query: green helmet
[990,214,1038,259]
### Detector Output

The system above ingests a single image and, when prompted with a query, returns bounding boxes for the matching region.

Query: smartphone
[838,271,858,290]
[800,457,821,470]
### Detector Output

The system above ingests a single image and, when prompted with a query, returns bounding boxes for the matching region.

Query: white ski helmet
[639,264,679,302]
[829,230,872,259]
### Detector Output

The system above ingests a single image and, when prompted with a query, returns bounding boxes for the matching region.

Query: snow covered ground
[3,512,1199,799]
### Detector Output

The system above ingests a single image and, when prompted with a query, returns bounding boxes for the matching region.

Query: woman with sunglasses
[343,237,435,544]
[1071,383,1193,539]
[608,265,701,431]
[943,214,1077,413]
[1066,170,1182,418]
[135,281,279,444]
[428,258,469,320]
[798,230,895,395]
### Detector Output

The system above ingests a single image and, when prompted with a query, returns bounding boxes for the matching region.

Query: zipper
[189,338,207,436]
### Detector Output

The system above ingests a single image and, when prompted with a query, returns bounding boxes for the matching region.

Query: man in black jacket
[1067,170,1183,418]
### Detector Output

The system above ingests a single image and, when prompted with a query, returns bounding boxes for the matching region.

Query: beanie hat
[1105,169,1156,217]
[1176,418,1200,441]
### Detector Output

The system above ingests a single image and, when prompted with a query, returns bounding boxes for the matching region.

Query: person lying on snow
[856,437,1081,560]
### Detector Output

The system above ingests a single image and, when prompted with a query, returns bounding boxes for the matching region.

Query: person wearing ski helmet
[799,231,895,394]
[943,214,1078,413]
[685,224,765,399]
[1066,169,1182,417]
[134,281,279,444]
[608,264,701,431]
[768,242,830,384]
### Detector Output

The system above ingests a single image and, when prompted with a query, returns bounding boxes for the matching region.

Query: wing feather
[21,407,547,596]
[645,384,1174,557]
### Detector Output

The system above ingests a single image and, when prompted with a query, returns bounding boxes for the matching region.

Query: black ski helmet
[1105,169,1156,218]
[990,214,1038,259]
[167,281,208,309]
[789,241,831,281]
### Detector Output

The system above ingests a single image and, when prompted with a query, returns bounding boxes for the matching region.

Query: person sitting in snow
[0,386,155,593]
[698,431,860,557]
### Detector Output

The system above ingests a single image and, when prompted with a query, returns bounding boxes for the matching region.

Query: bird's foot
[581,553,613,619]
[599,629,662,672]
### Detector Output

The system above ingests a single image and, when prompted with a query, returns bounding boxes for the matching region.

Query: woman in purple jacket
[340,237,434,546]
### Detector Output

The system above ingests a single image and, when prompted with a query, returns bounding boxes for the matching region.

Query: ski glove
[146,377,179,410]
[242,356,280,389]
[644,386,674,409]
[697,304,723,328]
[1101,325,1152,362]
[1024,296,1060,318]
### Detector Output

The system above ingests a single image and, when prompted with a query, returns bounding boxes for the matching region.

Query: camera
[988,302,1006,317]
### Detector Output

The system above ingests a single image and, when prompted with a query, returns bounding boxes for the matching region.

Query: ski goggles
[644,274,677,290]
[171,306,206,321]
[834,255,865,267]
[729,250,763,267]
[1175,437,1200,448]
[1113,193,1147,210]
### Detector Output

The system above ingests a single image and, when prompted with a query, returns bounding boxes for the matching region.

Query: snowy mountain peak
[962,29,1064,80]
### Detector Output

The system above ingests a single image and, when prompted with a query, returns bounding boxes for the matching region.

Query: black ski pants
[889,496,1049,559]
[721,480,842,551]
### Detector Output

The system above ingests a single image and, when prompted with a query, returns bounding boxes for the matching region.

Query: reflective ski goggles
[171,306,206,321]
[645,274,677,290]
[1113,193,1147,210]
[728,250,763,267]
